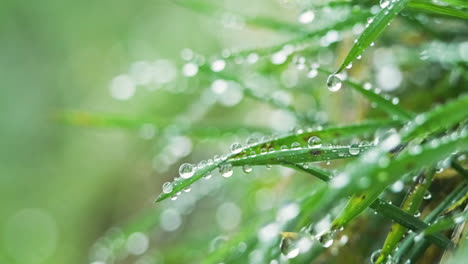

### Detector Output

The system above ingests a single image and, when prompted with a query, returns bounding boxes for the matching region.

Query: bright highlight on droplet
[298,10,315,24]
[179,163,195,179]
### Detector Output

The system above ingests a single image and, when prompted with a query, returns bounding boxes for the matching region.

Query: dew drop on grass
[349,144,360,155]
[308,136,322,148]
[327,74,342,92]
[370,249,381,263]
[179,163,195,179]
[298,10,315,24]
[220,163,233,178]
[231,143,242,154]
[211,59,226,72]
[318,232,334,248]
[162,182,173,193]
[291,142,301,149]
[423,191,432,200]
[182,62,198,77]
[242,165,253,173]
[307,68,318,78]
[280,236,300,259]
[380,0,390,8]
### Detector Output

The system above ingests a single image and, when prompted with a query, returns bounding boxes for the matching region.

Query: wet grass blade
[335,0,410,73]
[401,94,468,141]
[376,169,435,263]
[408,1,468,19]
[230,144,373,166]
[424,210,468,235]
[318,68,414,121]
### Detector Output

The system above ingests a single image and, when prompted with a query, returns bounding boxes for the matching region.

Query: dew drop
[231,143,243,154]
[182,62,198,77]
[349,144,360,155]
[243,165,253,173]
[318,232,334,248]
[298,10,315,24]
[370,249,382,263]
[423,191,432,200]
[291,142,301,149]
[307,68,318,78]
[211,59,226,72]
[380,0,390,8]
[280,236,300,259]
[162,182,173,194]
[220,163,233,178]
[308,136,322,148]
[326,74,342,92]
[179,163,195,179]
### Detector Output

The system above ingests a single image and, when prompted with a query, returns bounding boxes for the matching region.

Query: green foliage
[27,0,468,263]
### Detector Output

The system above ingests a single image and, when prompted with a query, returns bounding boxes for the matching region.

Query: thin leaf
[318,68,414,121]
[335,0,410,73]
[408,1,468,19]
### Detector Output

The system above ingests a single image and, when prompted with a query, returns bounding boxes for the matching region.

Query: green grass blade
[155,158,228,202]
[318,68,414,121]
[401,94,468,141]
[369,199,451,249]
[424,210,468,235]
[335,0,410,73]
[230,144,373,166]
[408,1,468,19]
[376,169,435,263]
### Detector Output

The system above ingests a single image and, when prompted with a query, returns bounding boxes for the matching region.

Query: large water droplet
[318,232,334,248]
[242,165,253,173]
[162,182,173,193]
[231,143,242,154]
[308,136,322,148]
[280,233,300,259]
[349,144,360,155]
[370,249,382,263]
[327,74,342,92]
[179,163,195,179]
[291,142,301,149]
[220,163,233,178]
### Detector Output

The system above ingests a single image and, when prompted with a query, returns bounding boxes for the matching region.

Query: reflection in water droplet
[162,182,173,193]
[349,144,360,155]
[179,163,195,179]
[327,74,342,92]
[380,0,390,9]
[231,143,242,154]
[220,163,234,178]
[308,136,322,148]
[243,165,253,173]
[318,232,334,248]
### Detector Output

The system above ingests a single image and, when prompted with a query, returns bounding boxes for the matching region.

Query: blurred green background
[0,1,287,263]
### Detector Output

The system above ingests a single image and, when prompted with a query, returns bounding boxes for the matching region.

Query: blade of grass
[408,0,468,20]
[335,0,410,73]
[318,68,414,121]
[375,169,435,263]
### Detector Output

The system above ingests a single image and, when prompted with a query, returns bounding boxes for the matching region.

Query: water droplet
[414,211,421,217]
[349,144,360,155]
[318,232,334,248]
[220,163,233,178]
[298,10,315,24]
[291,142,301,149]
[183,187,191,192]
[162,182,173,193]
[211,59,226,72]
[370,249,382,263]
[346,63,353,69]
[280,235,300,259]
[243,165,253,173]
[327,74,342,92]
[308,136,322,148]
[182,62,198,77]
[423,191,432,200]
[231,143,242,154]
[380,0,390,9]
[307,68,318,78]
[179,163,195,179]
[280,145,288,151]
[246,135,260,146]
